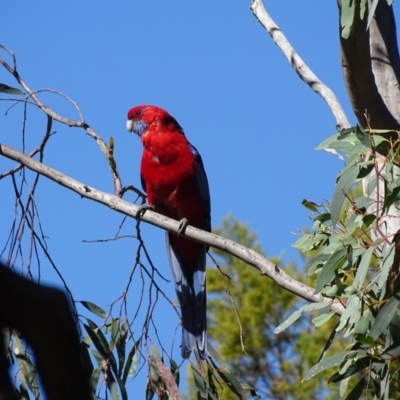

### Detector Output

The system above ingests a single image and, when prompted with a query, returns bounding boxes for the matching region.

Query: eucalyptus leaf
[367,0,379,29]
[80,300,107,318]
[353,246,374,289]
[369,296,400,340]
[274,302,330,334]
[315,247,346,294]
[302,199,318,212]
[191,364,208,399]
[303,352,348,381]
[359,0,367,19]
[354,196,374,209]
[122,338,141,384]
[331,164,360,226]
[0,83,24,95]
[378,243,395,299]
[336,295,360,332]
[315,133,340,150]
[312,311,336,327]
[345,376,366,400]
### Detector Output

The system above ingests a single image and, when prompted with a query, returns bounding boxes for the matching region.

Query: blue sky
[0,0,384,396]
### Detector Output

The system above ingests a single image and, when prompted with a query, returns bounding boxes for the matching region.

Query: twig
[209,252,246,354]
[0,47,123,195]
[0,142,345,315]
[250,0,351,131]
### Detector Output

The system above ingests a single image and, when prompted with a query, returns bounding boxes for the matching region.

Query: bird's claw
[137,203,154,218]
[178,218,189,236]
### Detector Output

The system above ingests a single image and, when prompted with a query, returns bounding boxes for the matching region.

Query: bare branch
[0,142,345,315]
[250,0,350,131]
[0,48,123,195]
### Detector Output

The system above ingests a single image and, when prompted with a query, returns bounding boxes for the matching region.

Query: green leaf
[303,352,348,381]
[312,311,336,327]
[207,341,232,372]
[359,0,367,19]
[145,379,155,400]
[80,300,107,318]
[122,338,141,384]
[328,356,371,383]
[362,214,376,227]
[274,302,330,333]
[90,365,102,391]
[302,199,318,212]
[379,243,396,299]
[207,364,219,400]
[345,375,366,399]
[14,336,40,398]
[336,295,360,332]
[149,357,159,383]
[354,196,374,209]
[116,324,127,376]
[170,358,180,386]
[191,364,208,399]
[151,343,161,360]
[314,212,331,223]
[315,247,346,294]
[367,0,379,30]
[0,83,24,95]
[305,253,330,277]
[370,296,400,340]
[353,311,373,335]
[217,370,244,398]
[354,334,376,347]
[372,134,389,147]
[114,371,129,400]
[331,164,360,226]
[341,0,355,39]
[384,186,400,211]
[315,132,340,150]
[354,126,370,148]
[83,323,109,361]
[353,246,374,289]
[317,323,339,363]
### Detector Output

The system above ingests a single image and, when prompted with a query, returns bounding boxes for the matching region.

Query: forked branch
[0,142,345,315]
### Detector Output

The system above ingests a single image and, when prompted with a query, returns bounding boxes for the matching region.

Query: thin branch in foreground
[209,252,247,355]
[0,142,345,315]
[0,46,123,195]
[250,0,350,131]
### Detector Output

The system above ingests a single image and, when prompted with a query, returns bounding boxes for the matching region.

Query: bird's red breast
[127,104,210,358]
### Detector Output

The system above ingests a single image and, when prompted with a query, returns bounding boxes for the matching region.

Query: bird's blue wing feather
[166,232,207,358]
[188,143,211,233]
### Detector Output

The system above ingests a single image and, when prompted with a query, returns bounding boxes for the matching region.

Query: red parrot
[126,105,211,359]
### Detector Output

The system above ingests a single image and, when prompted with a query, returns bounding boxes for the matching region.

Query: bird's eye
[135,110,142,116]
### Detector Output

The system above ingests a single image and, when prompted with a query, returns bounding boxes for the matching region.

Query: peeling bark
[339,0,400,130]
[339,0,400,241]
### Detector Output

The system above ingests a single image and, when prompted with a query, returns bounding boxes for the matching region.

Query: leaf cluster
[187,216,347,400]
[291,126,400,399]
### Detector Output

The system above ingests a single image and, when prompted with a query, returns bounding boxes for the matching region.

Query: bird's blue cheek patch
[133,120,148,136]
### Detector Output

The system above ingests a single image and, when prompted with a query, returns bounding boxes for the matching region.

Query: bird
[126,105,211,359]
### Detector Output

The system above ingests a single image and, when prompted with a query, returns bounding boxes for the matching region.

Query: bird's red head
[126,105,183,137]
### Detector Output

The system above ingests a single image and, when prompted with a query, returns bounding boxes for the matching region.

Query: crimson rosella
[126,105,211,359]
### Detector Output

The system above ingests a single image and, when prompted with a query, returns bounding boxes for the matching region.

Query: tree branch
[338,0,400,130]
[0,142,345,315]
[0,45,123,196]
[250,0,351,131]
